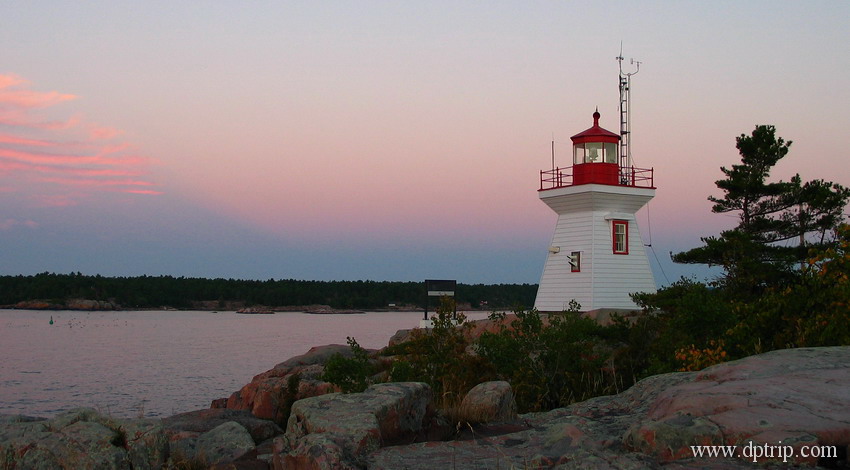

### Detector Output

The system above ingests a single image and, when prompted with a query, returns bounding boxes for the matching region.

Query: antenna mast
[617,46,640,184]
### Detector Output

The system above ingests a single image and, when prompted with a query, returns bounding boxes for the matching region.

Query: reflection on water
[0,309,491,418]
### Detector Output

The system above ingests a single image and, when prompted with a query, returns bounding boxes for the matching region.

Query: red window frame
[612,220,629,255]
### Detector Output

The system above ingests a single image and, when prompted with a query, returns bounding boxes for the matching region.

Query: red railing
[539,166,654,191]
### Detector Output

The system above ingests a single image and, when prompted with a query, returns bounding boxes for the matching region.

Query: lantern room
[571,109,620,185]
[539,110,654,191]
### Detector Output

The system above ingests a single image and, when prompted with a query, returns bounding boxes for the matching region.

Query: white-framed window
[613,220,629,255]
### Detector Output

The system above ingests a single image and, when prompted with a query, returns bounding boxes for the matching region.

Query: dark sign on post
[424,279,456,320]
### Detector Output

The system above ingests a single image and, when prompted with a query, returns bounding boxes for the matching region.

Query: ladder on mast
[617,51,640,185]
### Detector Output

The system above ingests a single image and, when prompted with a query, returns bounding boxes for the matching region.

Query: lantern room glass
[574,142,619,165]
[604,142,618,163]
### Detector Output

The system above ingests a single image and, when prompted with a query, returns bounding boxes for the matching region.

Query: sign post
[423,279,456,321]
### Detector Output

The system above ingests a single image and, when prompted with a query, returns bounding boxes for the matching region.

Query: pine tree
[674,125,849,297]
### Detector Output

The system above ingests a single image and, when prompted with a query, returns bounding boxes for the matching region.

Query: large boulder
[458,380,517,424]
[0,408,167,470]
[194,421,257,465]
[273,382,433,469]
[162,408,282,443]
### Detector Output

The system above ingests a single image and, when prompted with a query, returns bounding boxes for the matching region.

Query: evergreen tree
[674,125,849,297]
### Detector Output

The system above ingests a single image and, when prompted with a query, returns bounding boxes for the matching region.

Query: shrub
[630,279,736,375]
[274,372,301,427]
[727,224,850,356]
[322,337,372,393]
[383,297,490,409]
[477,304,624,412]
[674,339,728,371]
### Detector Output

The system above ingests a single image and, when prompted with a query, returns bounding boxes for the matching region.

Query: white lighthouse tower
[533,106,656,312]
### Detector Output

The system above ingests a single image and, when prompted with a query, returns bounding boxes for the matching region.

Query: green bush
[629,279,737,374]
[727,225,850,356]
[273,372,302,427]
[476,304,625,413]
[322,337,372,393]
[381,297,491,409]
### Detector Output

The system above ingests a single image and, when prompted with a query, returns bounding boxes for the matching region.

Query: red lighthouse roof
[570,110,619,144]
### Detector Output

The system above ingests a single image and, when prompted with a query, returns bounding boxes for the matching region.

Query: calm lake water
[0,309,492,418]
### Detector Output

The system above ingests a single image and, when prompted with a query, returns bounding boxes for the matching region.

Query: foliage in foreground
[726,224,850,356]
[382,297,492,409]
[322,337,374,394]
[476,302,624,412]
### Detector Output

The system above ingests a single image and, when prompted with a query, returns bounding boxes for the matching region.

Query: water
[0,309,492,418]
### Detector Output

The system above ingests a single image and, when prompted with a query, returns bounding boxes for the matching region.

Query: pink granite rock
[273,382,433,469]
[625,346,850,466]
[221,345,352,421]
[458,380,517,424]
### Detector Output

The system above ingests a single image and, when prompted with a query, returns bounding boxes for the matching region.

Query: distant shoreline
[2,299,426,314]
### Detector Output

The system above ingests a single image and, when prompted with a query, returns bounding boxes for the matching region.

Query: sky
[1,1,848,285]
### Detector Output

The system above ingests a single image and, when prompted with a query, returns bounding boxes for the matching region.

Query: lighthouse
[534,109,656,312]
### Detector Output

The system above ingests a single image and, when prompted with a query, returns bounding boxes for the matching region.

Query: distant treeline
[0,272,538,310]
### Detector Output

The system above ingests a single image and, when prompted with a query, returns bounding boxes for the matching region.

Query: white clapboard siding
[534,184,656,312]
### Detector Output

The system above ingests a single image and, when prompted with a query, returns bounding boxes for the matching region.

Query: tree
[726,224,850,356]
[674,125,849,296]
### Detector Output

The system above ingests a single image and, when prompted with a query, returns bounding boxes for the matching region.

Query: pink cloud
[38,176,156,187]
[0,74,76,108]
[3,160,140,177]
[0,75,26,89]
[0,89,76,108]
[88,125,123,140]
[0,73,161,203]
[0,218,39,230]
[0,113,82,130]
[124,189,165,195]
[0,133,60,147]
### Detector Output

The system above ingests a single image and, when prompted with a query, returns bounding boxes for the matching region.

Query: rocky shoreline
[2,334,849,468]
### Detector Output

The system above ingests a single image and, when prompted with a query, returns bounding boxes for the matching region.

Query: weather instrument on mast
[617,48,641,184]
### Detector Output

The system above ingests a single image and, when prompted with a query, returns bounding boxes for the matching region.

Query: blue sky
[1,1,848,284]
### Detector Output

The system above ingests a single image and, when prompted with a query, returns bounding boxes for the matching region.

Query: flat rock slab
[625,346,850,465]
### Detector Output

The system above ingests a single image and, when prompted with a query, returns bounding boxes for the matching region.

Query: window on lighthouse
[604,143,618,163]
[585,143,602,162]
[613,220,629,255]
[574,143,619,164]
